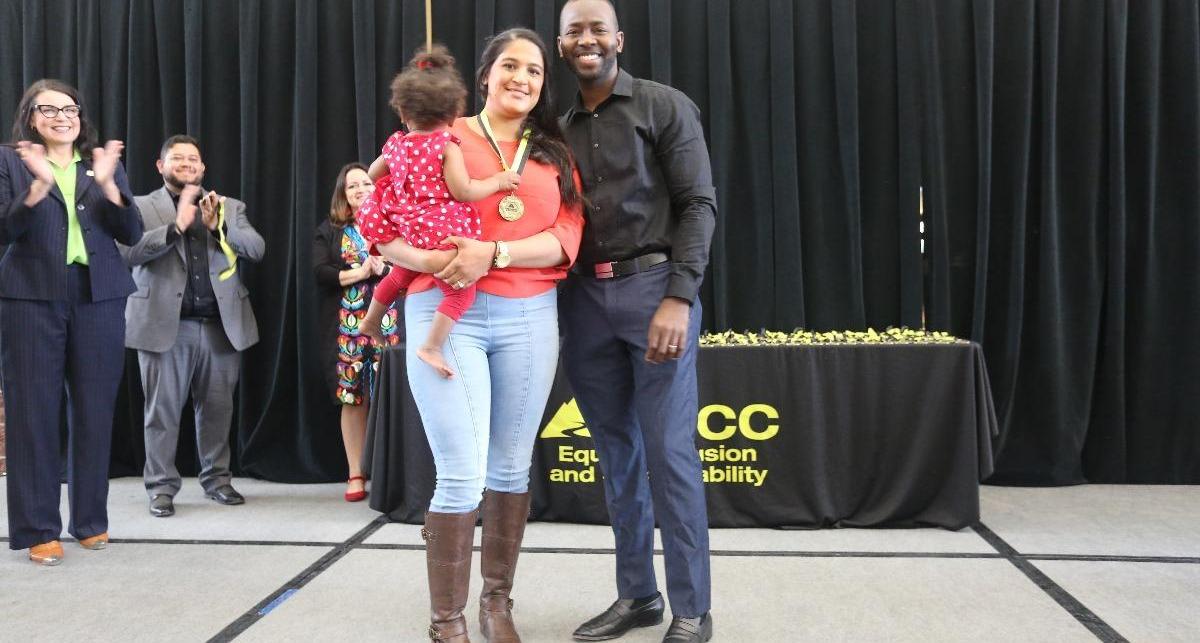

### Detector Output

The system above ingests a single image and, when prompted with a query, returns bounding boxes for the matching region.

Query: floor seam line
[206,516,387,643]
[972,522,1129,643]
[350,542,1010,558]
[6,534,1199,564]
[103,538,341,547]
[1023,553,1200,564]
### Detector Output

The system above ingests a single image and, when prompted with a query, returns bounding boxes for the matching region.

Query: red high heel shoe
[344,475,368,502]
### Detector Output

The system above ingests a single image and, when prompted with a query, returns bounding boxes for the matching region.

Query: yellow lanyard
[214,200,237,281]
[477,111,532,173]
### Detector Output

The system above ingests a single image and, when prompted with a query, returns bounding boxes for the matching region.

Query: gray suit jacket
[121,186,265,352]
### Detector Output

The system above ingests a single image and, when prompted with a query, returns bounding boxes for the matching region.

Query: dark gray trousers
[139,319,240,498]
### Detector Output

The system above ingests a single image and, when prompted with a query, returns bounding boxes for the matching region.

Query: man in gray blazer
[121,135,264,517]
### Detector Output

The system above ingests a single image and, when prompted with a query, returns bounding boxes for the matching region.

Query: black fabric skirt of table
[364,342,997,530]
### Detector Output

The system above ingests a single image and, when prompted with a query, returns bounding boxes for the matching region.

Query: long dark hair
[10,79,98,157]
[329,162,370,226]
[476,28,582,207]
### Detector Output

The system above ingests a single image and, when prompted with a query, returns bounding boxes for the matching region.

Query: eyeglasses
[33,104,81,119]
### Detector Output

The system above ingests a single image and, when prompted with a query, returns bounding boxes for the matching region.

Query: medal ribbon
[215,199,238,281]
[477,112,532,174]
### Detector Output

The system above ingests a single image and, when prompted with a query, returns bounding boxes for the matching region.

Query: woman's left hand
[435,236,494,289]
[15,141,55,185]
[91,140,125,187]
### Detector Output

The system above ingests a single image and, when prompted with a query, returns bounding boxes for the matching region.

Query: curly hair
[389,45,467,131]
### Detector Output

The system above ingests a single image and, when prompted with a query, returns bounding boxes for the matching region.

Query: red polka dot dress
[358,129,481,251]
[358,128,482,321]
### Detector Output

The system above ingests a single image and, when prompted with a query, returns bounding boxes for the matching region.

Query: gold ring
[668,344,679,350]
[455,280,465,289]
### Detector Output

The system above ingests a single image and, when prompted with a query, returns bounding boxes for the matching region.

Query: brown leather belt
[591,252,670,279]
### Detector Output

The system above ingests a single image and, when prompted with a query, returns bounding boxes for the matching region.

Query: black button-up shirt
[166,190,219,319]
[560,69,717,302]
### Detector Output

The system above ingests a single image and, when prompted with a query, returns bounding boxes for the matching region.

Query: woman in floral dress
[313,162,401,501]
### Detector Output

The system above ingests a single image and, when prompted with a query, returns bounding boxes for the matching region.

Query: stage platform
[2,478,1198,642]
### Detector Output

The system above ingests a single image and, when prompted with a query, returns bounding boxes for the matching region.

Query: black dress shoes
[573,593,665,641]
[149,494,175,517]
[662,613,713,642]
[205,484,245,505]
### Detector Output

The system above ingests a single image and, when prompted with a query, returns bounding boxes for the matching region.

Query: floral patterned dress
[335,224,401,405]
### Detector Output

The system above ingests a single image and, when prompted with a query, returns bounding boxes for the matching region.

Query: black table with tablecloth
[364,342,997,530]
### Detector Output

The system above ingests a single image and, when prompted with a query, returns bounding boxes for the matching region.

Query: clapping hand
[14,141,55,186]
[355,256,383,281]
[199,190,224,231]
[90,140,124,188]
[175,184,201,232]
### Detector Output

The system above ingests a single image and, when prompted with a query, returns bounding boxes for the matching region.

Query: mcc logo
[541,399,778,487]
[540,399,590,438]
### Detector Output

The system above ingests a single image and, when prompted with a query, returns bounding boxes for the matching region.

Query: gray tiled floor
[2,477,1198,642]
[981,485,1200,557]
[99,478,380,542]
[1031,560,1200,643]
[2,541,327,642]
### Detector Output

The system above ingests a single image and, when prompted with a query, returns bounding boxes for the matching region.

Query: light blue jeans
[405,287,559,513]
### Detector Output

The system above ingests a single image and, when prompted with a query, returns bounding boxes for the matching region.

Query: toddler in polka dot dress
[358,45,520,378]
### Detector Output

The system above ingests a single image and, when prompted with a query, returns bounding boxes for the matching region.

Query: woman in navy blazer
[0,79,143,565]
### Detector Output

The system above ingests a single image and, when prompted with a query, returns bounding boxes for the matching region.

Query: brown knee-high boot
[424,509,479,642]
[478,490,532,642]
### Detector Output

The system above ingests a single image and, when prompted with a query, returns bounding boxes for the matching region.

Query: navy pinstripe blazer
[0,145,143,302]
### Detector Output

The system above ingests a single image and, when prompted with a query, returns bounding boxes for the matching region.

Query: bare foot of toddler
[418,345,455,378]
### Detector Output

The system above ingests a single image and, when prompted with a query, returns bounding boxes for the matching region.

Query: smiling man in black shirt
[557,1,717,641]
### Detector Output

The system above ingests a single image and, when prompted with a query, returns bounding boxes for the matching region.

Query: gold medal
[478,111,532,221]
[499,194,525,221]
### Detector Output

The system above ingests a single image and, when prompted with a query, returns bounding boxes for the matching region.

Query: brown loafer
[29,541,64,566]
[78,532,109,550]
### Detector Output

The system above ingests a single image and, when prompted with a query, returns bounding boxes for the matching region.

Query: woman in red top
[375,29,584,643]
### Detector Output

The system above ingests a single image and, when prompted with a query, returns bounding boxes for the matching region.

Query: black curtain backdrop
[1,0,1195,485]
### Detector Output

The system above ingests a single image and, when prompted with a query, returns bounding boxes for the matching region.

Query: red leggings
[373,267,475,322]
